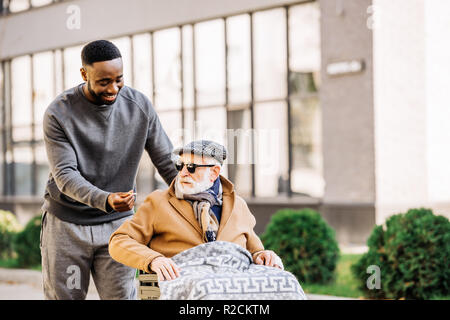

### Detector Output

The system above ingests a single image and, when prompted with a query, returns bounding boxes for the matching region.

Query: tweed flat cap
[173,140,227,165]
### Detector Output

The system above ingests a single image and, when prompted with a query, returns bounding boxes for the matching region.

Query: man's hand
[253,250,282,269]
[150,256,181,281]
[107,190,135,212]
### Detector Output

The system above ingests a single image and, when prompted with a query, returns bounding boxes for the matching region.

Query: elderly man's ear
[209,165,221,182]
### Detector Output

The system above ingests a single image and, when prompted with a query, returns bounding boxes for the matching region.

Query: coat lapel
[168,196,203,236]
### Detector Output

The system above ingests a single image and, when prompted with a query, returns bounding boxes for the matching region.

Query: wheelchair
[138,270,160,300]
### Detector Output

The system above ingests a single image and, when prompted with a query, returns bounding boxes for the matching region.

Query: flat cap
[173,140,227,165]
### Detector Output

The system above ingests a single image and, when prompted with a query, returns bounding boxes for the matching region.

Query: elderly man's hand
[150,256,181,281]
[253,250,282,269]
[107,190,135,212]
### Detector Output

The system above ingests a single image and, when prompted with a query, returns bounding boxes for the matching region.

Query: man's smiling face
[81,57,124,105]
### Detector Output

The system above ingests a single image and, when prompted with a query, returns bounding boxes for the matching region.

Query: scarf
[175,177,223,242]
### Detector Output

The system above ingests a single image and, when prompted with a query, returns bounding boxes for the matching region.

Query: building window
[254,101,289,197]
[289,2,323,197]
[13,145,33,195]
[35,144,49,197]
[33,52,54,141]
[11,55,32,143]
[132,33,153,100]
[153,28,181,110]
[226,14,251,105]
[253,8,287,101]
[195,19,226,108]
[8,0,30,13]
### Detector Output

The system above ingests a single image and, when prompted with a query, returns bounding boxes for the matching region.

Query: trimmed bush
[0,210,22,260]
[261,208,340,284]
[351,208,450,299]
[13,214,42,268]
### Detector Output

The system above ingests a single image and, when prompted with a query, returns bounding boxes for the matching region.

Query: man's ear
[210,165,221,182]
[80,67,88,81]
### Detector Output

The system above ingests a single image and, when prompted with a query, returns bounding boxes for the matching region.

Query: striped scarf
[175,178,223,242]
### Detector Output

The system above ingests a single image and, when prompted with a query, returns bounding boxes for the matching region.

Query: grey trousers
[40,211,137,300]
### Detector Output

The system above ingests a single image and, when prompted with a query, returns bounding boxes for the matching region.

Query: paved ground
[0,267,355,300]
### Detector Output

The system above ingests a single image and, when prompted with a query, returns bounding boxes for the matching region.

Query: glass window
[109,37,132,87]
[254,101,288,197]
[9,0,29,12]
[54,50,64,96]
[33,51,54,141]
[136,154,153,202]
[289,3,323,197]
[196,107,227,145]
[289,3,321,74]
[290,96,323,197]
[195,19,226,107]
[226,15,251,105]
[31,0,52,7]
[226,107,252,197]
[11,55,32,142]
[183,109,195,144]
[153,28,181,110]
[0,64,4,195]
[132,33,152,101]
[182,25,194,109]
[13,145,33,196]
[35,144,49,197]
[0,62,3,128]
[63,45,84,90]
[253,8,287,101]
[157,111,183,152]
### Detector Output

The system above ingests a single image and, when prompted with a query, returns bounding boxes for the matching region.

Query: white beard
[175,169,214,197]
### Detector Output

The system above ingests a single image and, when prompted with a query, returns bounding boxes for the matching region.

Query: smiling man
[41,40,178,300]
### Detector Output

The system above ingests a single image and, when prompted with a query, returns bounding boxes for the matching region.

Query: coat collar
[167,175,236,237]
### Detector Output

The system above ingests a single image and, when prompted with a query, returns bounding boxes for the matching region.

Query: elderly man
[109,140,280,282]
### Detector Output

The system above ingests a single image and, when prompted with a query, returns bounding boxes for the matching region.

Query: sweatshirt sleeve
[43,111,112,213]
[109,198,164,272]
[144,99,178,186]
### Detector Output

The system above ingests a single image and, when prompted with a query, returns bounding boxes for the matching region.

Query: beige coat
[109,175,265,273]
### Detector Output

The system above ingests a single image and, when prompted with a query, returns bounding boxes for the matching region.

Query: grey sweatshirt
[42,83,178,225]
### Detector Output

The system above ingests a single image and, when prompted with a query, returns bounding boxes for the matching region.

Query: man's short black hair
[81,40,122,66]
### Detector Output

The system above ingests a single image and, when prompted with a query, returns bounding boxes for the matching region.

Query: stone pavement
[0,267,355,300]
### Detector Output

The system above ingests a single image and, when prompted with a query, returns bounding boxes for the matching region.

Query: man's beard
[87,81,120,105]
[175,169,214,195]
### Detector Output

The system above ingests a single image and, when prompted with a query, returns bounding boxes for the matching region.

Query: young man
[41,40,178,299]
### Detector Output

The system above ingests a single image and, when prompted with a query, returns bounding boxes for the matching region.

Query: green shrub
[13,214,42,268]
[351,208,450,299]
[0,210,22,260]
[261,208,340,284]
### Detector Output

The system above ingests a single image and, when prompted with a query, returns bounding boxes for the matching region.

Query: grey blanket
[158,241,307,300]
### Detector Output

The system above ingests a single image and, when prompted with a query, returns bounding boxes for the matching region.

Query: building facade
[0,0,449,249]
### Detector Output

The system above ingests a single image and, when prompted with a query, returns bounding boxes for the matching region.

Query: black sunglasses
[175,161,215,173]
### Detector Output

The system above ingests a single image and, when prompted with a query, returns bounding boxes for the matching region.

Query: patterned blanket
[158,241,307,300]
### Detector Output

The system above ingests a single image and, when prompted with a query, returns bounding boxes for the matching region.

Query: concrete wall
[320,0,375,204]
[373,0,450,223]
[319,0,376,246]
[372,0,428,224]
[425,0,450,215]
